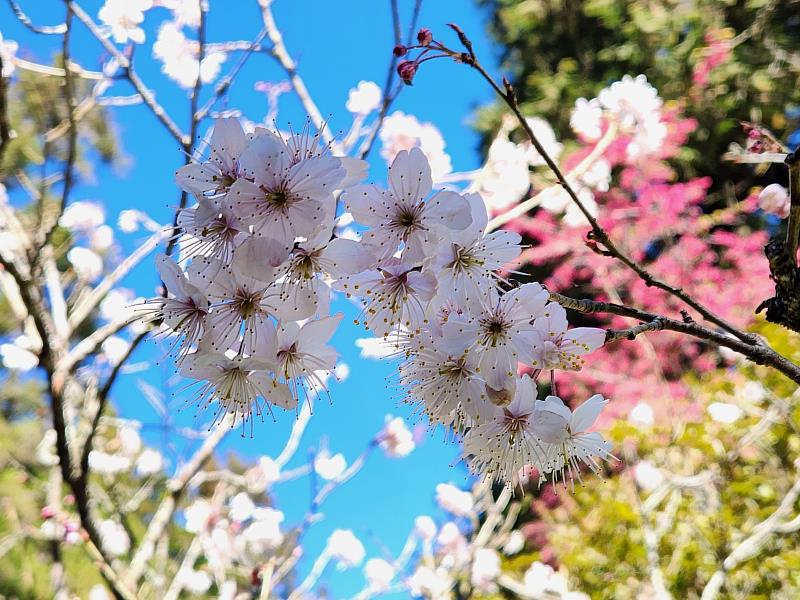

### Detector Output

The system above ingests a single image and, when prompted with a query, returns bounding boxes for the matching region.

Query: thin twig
[195,27,269,122]
[446,28,761,347]
[124,418,232,587]
[258,0,331,142]
[39,4,78,254]
[68,1,189,146]
[68,226,171,330]
[357,0,423,160]
[6,0,67,34]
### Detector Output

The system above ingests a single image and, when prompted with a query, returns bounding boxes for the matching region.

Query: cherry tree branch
[357,0,423,160]
[0,54,11,168]
[37,2,78,254]
[258,0,331,142]
[6,0,67,34]
[550,292,800,385]
[68,1,189,146]
[124,418,232,587]
[445,27,760,348]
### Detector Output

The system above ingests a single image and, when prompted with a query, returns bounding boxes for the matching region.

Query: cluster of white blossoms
[147,115,612,486]
[572,74,667,160]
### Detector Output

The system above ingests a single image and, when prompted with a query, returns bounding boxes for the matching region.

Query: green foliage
[500,324,800,599]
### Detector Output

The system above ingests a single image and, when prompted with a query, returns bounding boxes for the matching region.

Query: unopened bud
[41,506,57,519]
[417,28,433,46]
[393,44,408,57]
[397,60,417,85]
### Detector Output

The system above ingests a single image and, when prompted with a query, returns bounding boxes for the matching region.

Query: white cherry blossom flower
[407,565,452,598]
[60,201,105,232]
[345,147,471,263]
[379,415,416,457]
[229,130,345,250]
[99,519,130,556]
[400,334,490,429]
[471,548,501,593]
[442,283,549,390]
[434,483,473,518]
[347,80,382,114]
[229,492,255,522]
[179,350,295,432]
[429,192,521,305]
[463,375,544,485]
[98,0,153,45]
[314,448,347,480]
[531,302,605,371]
[532,394,613,484]
[176,118,247,199]
[139,254,208,356]
[88,451,131,475]
[336,259,436,338]
[239,507,284,555]
[327,529,365,569]
[0,341,38,371]
[414,515,437,540]
[153,22,226,89]
[571,97,603,141]
[274,314,342,403]
[708,401,743,424]
[198,251,316,354]
[364,557,395,592]
[379,111,452,181]
[68,247,104,281]
[135,448,164,476]
[759,183,791,218]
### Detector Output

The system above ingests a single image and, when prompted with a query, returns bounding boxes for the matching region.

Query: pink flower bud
[417,28,433,46]
[758,183,791,218]
[392,44,407,57]
[41,506,57,519]
[397,60,417,85]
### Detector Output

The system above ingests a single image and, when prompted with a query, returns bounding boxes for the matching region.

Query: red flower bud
[397,60,417,85]
[417,28,433,46]
[393,44,407,57]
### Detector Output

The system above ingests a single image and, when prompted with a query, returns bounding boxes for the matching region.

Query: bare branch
[445,30,761,348]
[38,8,78,254]
[195,27,269,122]
[258,0,331,142]
[5,0,67,34]
[124,418,232,587]
[68,226,171,330]
[68,1,190,146]
[550,292,800,385]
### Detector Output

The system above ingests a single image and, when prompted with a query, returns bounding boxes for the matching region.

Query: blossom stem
[447,27,761,348]
[550,292,800,385]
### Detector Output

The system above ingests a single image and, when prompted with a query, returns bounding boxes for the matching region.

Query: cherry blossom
[344,147,472,263]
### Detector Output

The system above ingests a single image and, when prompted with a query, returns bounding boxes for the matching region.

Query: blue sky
[2,1,499,596]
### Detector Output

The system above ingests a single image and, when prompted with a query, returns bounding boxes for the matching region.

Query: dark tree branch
[551,292,800,385]
[442,27,761,348]
[757,149,800,332]
[0,54,11,167]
